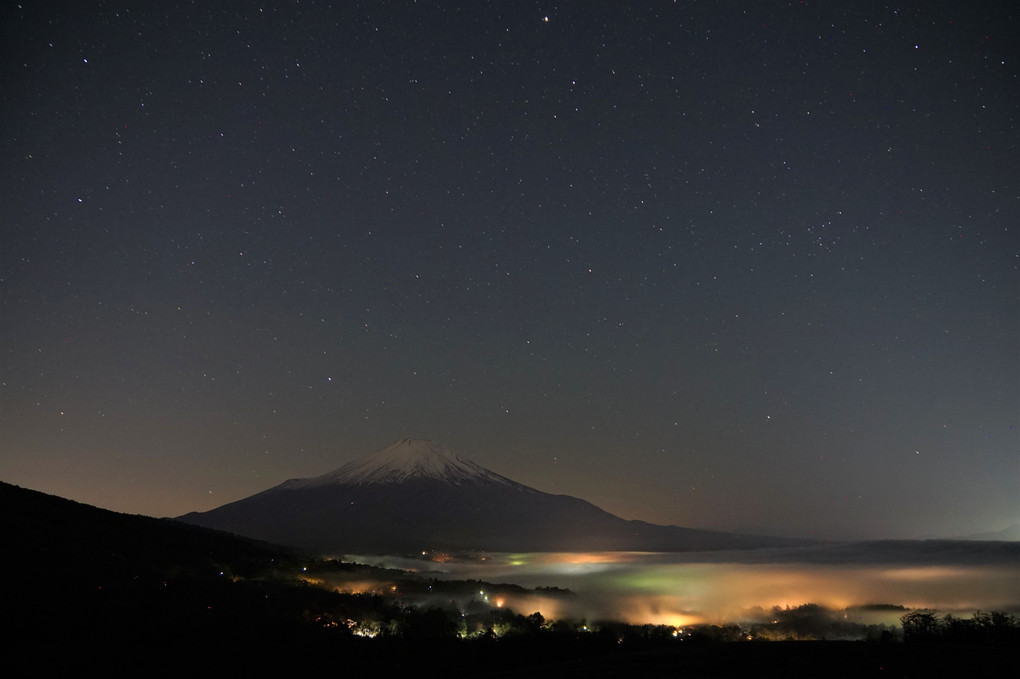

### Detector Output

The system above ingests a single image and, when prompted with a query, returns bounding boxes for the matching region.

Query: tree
[900,610,941,643]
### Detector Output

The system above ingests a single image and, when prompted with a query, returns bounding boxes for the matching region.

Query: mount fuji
[177,438,809,554]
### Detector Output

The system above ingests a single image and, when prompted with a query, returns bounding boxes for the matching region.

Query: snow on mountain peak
[281,438,522,488]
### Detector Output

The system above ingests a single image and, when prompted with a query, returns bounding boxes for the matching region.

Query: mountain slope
[1,479,311,660]
[0,480,298,588]
[279,438,524,488]
[178,439,811,553]
[956,524,1020,542]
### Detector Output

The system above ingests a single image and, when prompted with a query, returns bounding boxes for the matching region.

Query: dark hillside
[1,481,299,580]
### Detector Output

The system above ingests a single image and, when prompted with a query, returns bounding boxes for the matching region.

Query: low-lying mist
[335,543,1020,629]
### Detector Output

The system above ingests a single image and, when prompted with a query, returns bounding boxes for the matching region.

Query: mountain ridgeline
[177,438,812,554]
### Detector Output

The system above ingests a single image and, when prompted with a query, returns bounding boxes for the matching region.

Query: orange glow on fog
[547,552,645,565]
[612,597,704,627]
[878,567,972,581]
[327,552,1020,628]
[326,579,394,595]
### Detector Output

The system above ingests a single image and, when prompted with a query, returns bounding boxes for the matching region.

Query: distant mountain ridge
[955,524,1020,542]
[178,438,815,554]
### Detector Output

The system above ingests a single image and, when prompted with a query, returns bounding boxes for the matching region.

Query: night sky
[2,1,1017,541]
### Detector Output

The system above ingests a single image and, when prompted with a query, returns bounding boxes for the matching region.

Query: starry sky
[2,1,1017,541]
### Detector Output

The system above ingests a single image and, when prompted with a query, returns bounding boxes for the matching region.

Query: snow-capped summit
[279,438,521,488]
[179,438,815,553]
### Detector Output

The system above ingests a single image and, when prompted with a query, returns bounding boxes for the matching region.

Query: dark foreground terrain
[494,640,1015,678]
[8,634,1014,678]
[3,482,1015,677]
